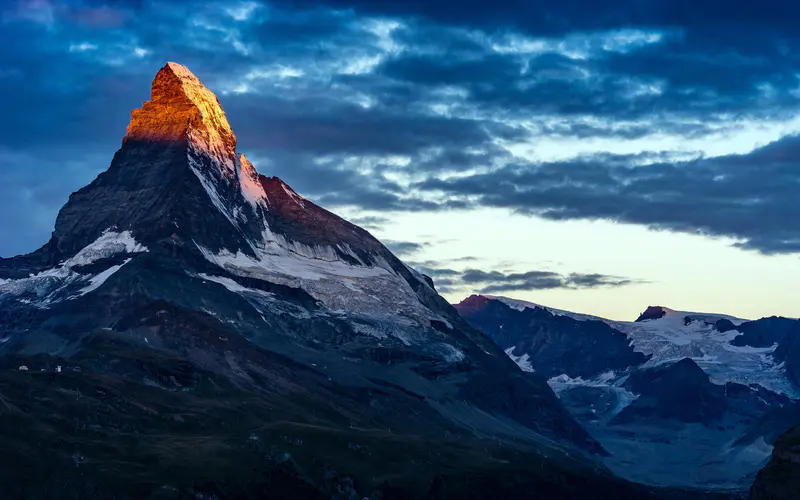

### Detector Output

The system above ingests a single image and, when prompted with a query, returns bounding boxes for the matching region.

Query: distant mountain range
[455,295,800,494]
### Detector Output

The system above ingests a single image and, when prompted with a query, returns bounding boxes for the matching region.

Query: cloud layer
[407,260,643,295]
[2,0,800,259]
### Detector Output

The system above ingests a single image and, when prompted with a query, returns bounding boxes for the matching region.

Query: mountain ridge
[454,293,799,491]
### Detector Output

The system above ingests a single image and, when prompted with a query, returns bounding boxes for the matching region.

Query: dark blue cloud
[407,265,644,293]
[268,0,800,46]
[1,0,800,260]
[413,136,800,254]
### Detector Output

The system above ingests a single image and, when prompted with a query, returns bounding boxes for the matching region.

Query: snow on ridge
[198,273,274,297]
[196,229,459,347]
[486,295,747,325]
[188,152,239,228]
[612,312,795,397]
[238,154,268,209]
[197,234,391,282]
[547,371,618,394]
[280,182,306,208]
[504,346,534,373]
[488,295,606,322]
[638,307,747,325]
[63,229,147,268]
[722,342,779,355]
[75,259,132,296]
[437,343,465,363]
[1,229,147,306]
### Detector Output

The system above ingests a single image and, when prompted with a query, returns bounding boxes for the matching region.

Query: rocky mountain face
[0,62,739,499]
[728,317,800,389]
[455,295,649,379]
[749,425,800,500]
[613,358,790,426]
[455,295,799,493]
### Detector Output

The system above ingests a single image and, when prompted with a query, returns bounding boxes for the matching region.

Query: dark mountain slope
[455,295,648,379]
[749,425,800,500]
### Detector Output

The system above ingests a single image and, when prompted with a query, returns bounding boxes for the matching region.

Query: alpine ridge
[455,294,800,493]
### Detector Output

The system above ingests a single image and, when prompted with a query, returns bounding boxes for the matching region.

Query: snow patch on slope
[438,343,465,362]
[76,258,132,296]
[547,371,639,416]
[198,241,390,281]
[199,273,274,298]
[63,229,147,267]
[281,182,306,208]
[0,230,146,306]
[188,152,239,228]
[488,295,607,322]
[548,371,618,394]
[197,225,465,351]
[237,154,268,209]
[505,347,534,372]
[610,310,794,396]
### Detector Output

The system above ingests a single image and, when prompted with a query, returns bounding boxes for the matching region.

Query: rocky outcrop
[728,317,800,389]
[615,358,725,424]
[750,425,800,499]
[613,358,789,425]
[635,306,670,322]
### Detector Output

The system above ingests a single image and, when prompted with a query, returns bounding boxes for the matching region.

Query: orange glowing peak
[124,62,237,170]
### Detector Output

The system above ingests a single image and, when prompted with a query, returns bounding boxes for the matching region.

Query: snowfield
[0,230,147,307]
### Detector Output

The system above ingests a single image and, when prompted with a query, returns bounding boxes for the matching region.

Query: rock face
[636,306,670,322]
[750,425,800,500]
[730,317,800,389]
[0,63,671,499]
[454,295,649,379]
[614,358,789,426]
[614,358,727,424]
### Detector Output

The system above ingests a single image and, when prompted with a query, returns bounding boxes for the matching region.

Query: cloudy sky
[2,0,800,320]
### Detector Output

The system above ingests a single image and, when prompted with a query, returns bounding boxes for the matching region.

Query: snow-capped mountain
[0,63,476,356]
[0,63,684,500]
[455,294,800,490]
[460,295,796,397]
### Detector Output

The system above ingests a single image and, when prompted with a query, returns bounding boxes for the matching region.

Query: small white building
[56,365,61,373]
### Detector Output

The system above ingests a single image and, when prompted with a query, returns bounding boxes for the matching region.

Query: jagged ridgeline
[0,63,734,499]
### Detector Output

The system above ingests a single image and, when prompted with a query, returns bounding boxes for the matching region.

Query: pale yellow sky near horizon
[363,207,799,322]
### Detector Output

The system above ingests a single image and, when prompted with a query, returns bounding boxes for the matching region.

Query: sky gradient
[2,0,800,320]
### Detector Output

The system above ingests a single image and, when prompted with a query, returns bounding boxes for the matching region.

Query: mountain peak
[634,305,674,322]
[124,62,236,170]
[453,294,492,313]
